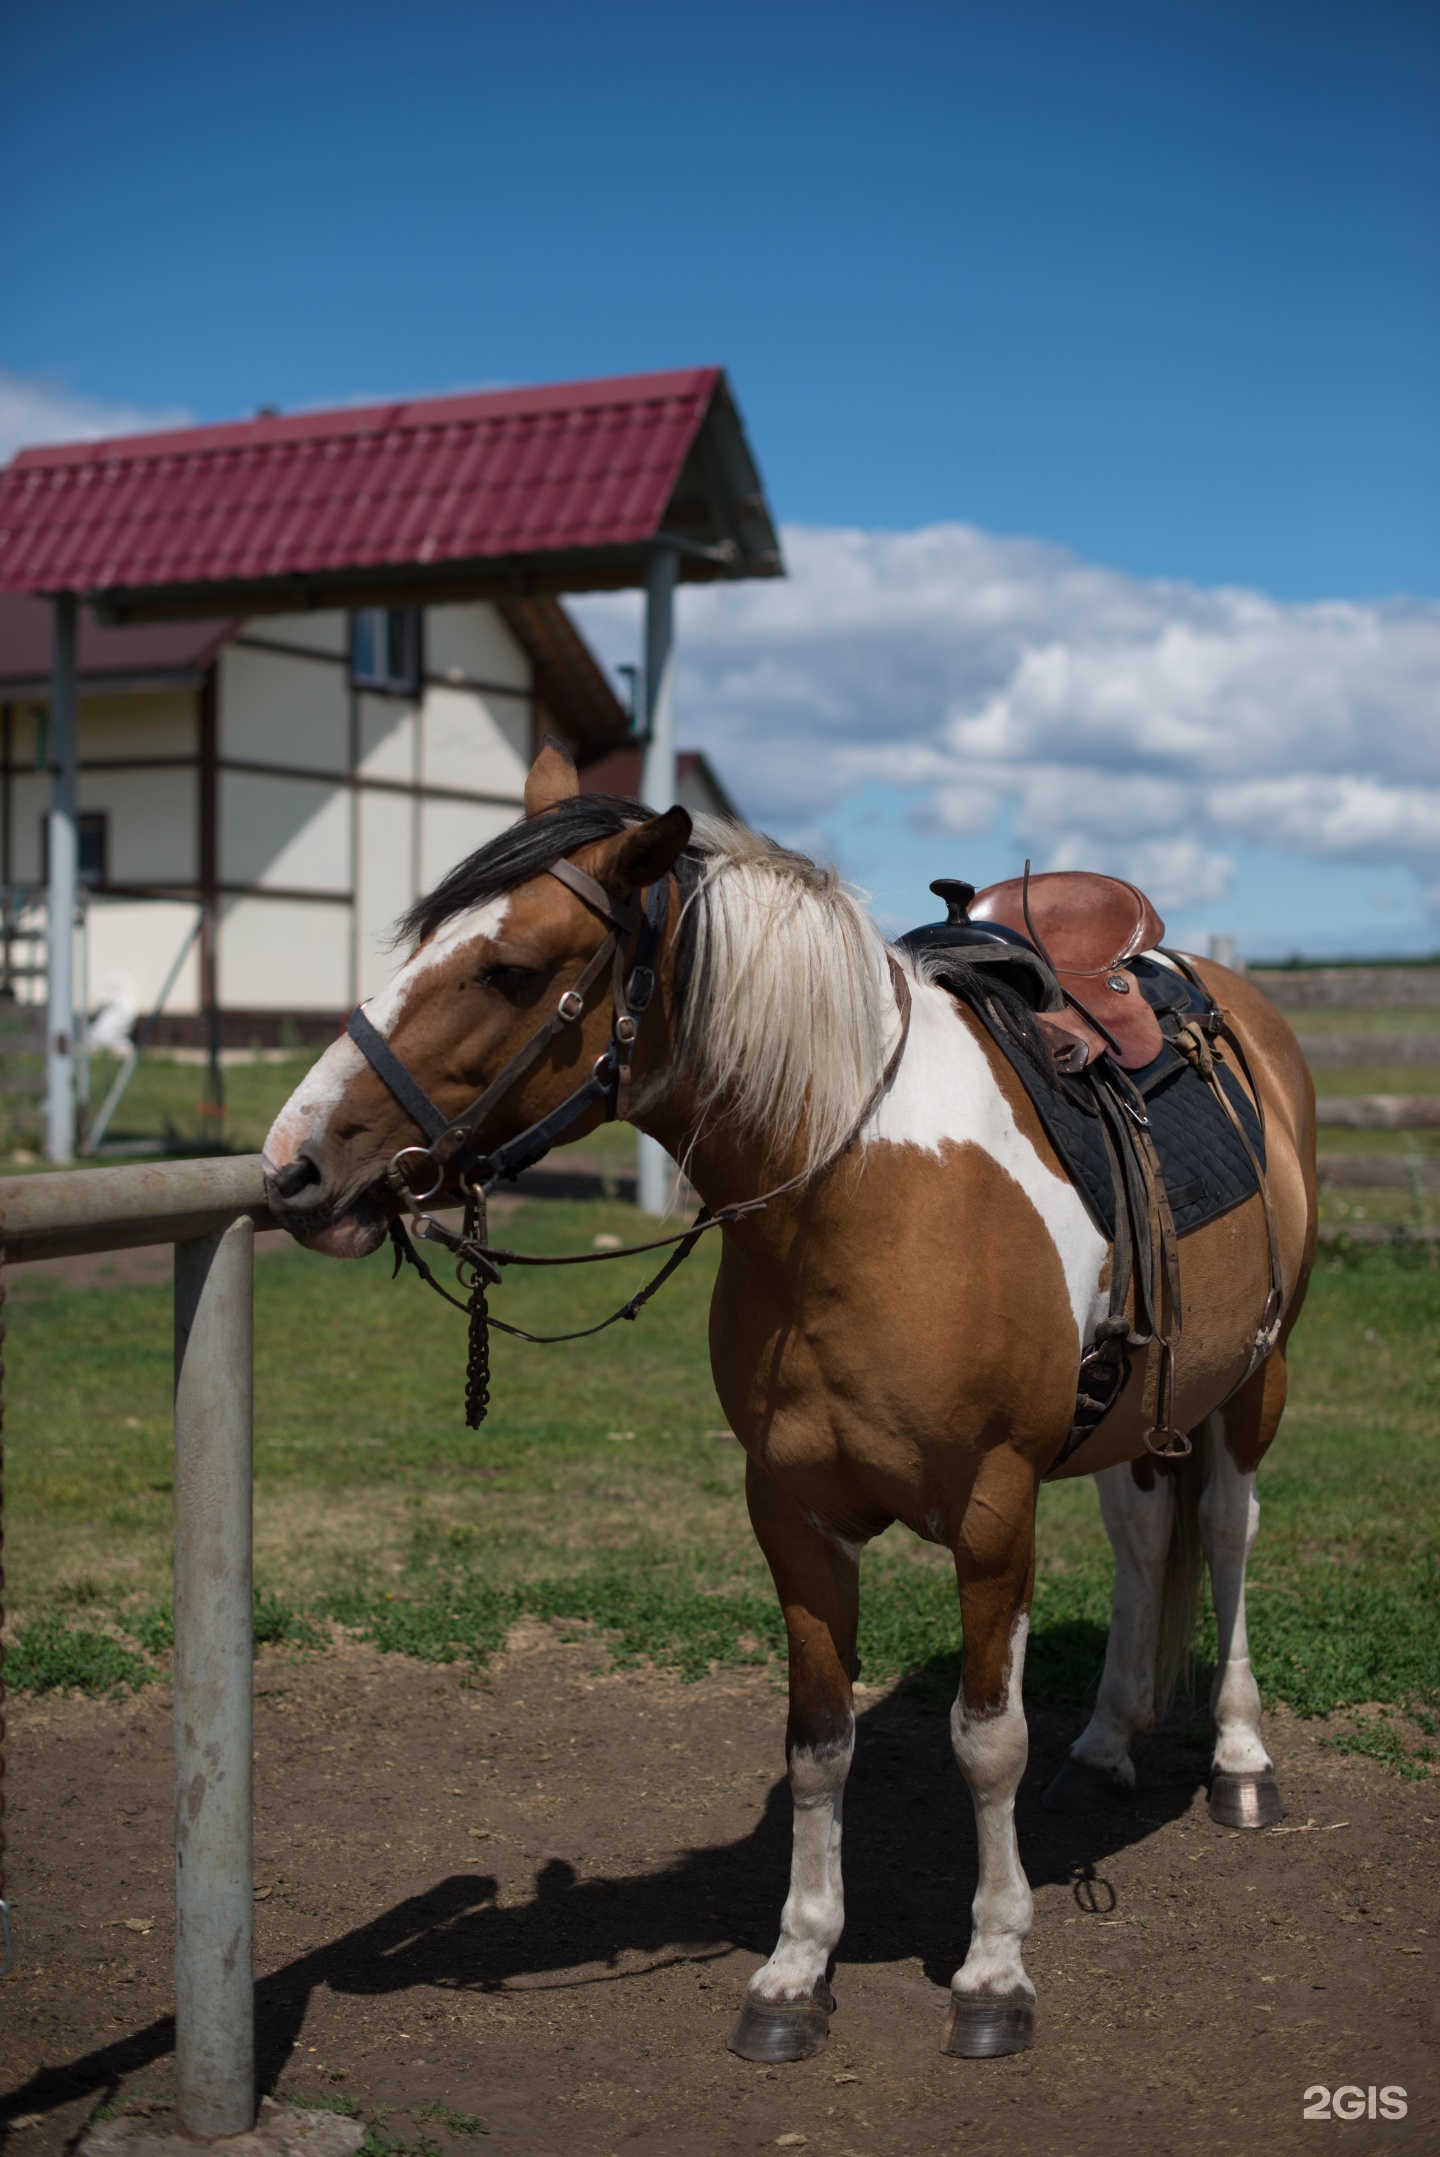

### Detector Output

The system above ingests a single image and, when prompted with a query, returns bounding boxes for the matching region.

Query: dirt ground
[0,1632,1434,2157]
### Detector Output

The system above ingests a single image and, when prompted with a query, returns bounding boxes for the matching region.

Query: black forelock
[394,792,706,951]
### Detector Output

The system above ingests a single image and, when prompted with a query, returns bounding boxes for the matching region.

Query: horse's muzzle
[263,1147,391,1259]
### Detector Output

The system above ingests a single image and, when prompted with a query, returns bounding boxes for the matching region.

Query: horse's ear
[597,806,693,894]
[525,737,580,818]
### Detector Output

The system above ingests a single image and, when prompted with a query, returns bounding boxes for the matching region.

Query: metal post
[173,1216,255,2137]
[640,545,678,812]
[638,547,679,1216]
[46,593,78,1163]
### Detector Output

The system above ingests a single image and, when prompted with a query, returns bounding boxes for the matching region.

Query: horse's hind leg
[1203,1357,1289,1828]
[729,1460,859,2064]
[944,1456,1038,2058]
[1043,1460,1177,1812]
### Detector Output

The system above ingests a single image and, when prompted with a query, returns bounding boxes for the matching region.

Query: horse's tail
[1156,1417,1212,1710]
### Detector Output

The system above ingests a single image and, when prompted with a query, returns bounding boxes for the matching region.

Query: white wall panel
[238,611,348,658]
[6,704,46,766]
[86,899,203,1015]
[356,789,416,1002]
[218,643,348,772]
[85,767,196,883]
[221,772,350,891]
[421,798,513,894]
[81,688,197,759]
[7,767,196,884]
[421,685,530,802]
[426,602,530,690]
[220,896,351,1010]
[358,694,416,783]
[6,771,48,882]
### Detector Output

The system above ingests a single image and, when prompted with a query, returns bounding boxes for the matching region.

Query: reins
[347,853,912,1427]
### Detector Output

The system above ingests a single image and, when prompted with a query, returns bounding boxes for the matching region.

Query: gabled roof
[0,368,783,624]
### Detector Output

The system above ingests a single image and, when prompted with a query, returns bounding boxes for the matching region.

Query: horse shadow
[0,1648,1211,2130]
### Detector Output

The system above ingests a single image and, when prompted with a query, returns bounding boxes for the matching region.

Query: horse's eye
[479,963,540,1000]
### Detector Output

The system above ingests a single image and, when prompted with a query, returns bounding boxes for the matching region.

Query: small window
[351,607,422,693]
[40,811,108,886]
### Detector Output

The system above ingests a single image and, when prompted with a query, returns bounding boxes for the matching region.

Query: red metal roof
[0,591,233,688]
[0,368,782,620]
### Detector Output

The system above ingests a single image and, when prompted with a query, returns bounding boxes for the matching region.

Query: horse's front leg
[946,1455,1039,2058]
[728,1458,859,2065]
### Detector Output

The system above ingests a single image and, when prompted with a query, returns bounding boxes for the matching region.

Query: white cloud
[0,369,190,466]
[572,523,1440,914]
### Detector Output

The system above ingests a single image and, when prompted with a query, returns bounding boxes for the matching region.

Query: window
[350,607,422,693]
[39,810,108,886]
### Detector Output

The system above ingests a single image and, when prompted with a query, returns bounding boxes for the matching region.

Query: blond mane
[673,818,893,1177]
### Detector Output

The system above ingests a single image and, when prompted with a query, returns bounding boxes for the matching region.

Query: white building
[0,592,734,1043]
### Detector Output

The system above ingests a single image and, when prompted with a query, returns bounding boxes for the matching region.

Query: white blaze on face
[262,896,512,1171]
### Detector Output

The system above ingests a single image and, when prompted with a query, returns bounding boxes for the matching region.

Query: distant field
[4,1199,1435,1775]
[7,1049,643,1175]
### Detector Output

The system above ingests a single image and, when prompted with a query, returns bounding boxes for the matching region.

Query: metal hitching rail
[0,1155,278,2139]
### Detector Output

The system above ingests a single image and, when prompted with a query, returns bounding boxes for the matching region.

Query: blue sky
[4,2,1439,952]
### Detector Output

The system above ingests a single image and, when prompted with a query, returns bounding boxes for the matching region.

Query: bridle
[347,855,669,1206]
[343,845,912,1429]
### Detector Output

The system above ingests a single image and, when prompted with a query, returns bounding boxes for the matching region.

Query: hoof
[1209,1770,1286,1829]
[941,1993,1035,2058]
[726,1980,834,2064]
[1041,1756,1132,1813]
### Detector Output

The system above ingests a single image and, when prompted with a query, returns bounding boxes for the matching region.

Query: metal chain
[464,1279,491,1430]
[0,1219,13,1974]
[461,1188,491,1430]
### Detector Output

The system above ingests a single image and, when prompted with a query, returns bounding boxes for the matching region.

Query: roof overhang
[89,535,743,626]
[0,366,783,626]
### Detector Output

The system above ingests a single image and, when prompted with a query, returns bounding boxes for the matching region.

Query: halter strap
[347,1006,450,1144]
[546,857,640,933]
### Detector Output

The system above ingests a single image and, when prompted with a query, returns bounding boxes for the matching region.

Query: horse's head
[262,743,692,1256]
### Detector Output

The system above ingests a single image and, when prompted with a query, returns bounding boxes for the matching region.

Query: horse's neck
[631,950,914,1224]
[635,1078,803,1214]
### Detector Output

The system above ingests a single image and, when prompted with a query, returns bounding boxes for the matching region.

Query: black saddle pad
[925,951,1265,1241]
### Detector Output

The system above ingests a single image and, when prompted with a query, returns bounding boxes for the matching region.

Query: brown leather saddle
[966,871,1166,1071]
[905,866,1284,1465]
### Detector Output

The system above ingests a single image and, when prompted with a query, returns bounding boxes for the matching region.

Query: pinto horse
[264,744,1317,2063]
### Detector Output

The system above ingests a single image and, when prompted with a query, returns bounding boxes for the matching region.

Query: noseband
[346,855,671,1204]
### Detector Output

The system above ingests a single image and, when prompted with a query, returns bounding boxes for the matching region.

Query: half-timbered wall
[0,601,540,1026]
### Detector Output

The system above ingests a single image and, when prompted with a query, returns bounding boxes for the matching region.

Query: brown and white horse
[264,745,1317,2062]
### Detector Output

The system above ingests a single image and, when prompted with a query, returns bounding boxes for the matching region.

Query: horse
[263,742,1317,2064]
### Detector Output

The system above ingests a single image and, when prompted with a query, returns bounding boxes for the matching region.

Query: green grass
[92,1048,324,1156]
[8,1047,648,1170]
[2,1200,1437,1769]
[415,2103,488,2136]
[87,2094,175,2124]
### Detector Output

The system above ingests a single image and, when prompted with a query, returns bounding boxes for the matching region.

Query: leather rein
[345,852,912,1428]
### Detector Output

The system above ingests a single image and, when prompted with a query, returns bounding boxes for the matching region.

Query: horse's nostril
[271,1157,321,1200]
